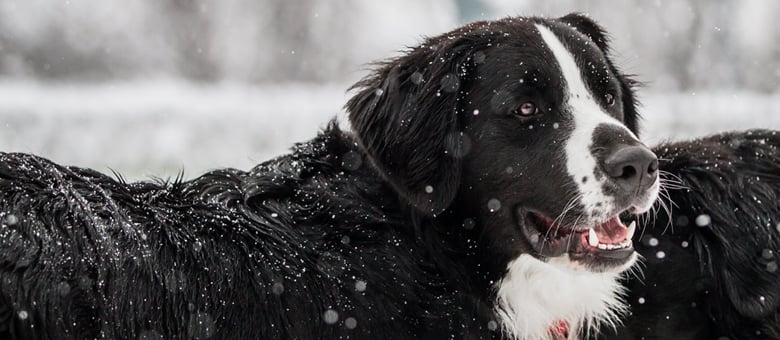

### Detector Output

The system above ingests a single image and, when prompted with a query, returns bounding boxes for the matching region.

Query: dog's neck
[493,254,629,340]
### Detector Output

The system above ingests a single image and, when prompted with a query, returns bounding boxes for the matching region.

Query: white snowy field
[0,80,778,180]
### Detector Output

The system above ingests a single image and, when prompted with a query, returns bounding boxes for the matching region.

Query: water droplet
[17,310,28,320]
[487,199,501,212]
[345,317,357,329]
[323,309,339,324]
[695,214,711,227]
[424,185,434,194]
[355,280,367,292]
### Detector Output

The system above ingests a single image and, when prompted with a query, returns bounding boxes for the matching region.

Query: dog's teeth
[597,244,607,250]
[588,228,599,247]
[626,221,636,240]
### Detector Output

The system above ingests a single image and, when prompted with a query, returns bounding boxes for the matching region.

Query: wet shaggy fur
[0,126,485,339]
[0,14,778,340]
[603,130,780,340]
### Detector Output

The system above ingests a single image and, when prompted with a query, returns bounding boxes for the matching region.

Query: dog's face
[347,15,659,273]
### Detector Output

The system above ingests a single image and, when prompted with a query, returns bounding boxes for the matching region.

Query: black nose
[604,146,659,192]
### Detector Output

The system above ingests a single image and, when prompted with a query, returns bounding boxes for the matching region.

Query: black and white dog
[0,13,772,340]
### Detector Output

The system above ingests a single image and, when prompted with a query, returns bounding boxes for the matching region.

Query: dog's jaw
[494,254,630,340]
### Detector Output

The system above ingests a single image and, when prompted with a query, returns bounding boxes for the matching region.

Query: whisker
[544,193,582,242]
[565,214,585,253]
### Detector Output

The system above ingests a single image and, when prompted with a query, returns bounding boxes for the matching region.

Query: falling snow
[323,309,339,324]
[487,199,501,212]
[695,214,711,227]
[647,237,659,247]
[345,317,358,329]
[355,280,367,292]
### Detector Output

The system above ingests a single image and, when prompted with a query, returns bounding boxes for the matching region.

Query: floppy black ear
[346,33,483,216]
[559,13,642,135]
[559,13,610,52]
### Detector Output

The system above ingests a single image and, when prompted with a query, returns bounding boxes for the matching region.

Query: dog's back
[0,128,468,339]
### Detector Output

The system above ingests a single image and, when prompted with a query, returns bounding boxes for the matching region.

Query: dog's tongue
[594,217,628,244]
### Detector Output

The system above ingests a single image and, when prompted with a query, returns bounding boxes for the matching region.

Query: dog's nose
[604,146,658,191]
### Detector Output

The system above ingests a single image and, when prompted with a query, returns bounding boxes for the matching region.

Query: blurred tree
[0,0,776,92]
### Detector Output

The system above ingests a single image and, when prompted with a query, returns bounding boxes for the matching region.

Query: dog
[601,130,780,340]
[1,14,661,339]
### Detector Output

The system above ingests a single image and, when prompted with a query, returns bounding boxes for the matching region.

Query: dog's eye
[514,102,539,116]
[605,93,616,106]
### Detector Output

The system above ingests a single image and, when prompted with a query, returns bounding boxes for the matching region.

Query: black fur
[0,127,487,339]
[603,130,780,339]
[0,13,776,340]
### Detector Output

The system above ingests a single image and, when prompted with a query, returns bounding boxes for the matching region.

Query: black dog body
[0,128,484,339]
[0,13,777,340]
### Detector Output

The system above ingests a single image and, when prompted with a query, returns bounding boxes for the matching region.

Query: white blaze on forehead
[534,24,637,219]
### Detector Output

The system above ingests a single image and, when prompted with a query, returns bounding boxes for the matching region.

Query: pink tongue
[595,217,628,244]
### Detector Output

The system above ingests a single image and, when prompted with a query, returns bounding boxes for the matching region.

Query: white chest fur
[493,255,629,340]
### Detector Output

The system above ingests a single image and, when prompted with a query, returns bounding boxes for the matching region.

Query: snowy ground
[0,80,778,180]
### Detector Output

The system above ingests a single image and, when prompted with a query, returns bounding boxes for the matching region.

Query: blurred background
[0,0,778,179]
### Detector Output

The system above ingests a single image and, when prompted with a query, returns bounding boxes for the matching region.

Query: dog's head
[346,14,659,274]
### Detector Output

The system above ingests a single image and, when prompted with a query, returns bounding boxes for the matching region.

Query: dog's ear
[560,13,641,135]
[346,33,482,216]
[559,13,610,52]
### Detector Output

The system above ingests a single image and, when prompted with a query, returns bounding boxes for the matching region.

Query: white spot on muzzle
[535,24,638,219]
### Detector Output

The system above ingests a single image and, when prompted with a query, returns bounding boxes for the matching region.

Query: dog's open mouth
[518,209,637,263]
